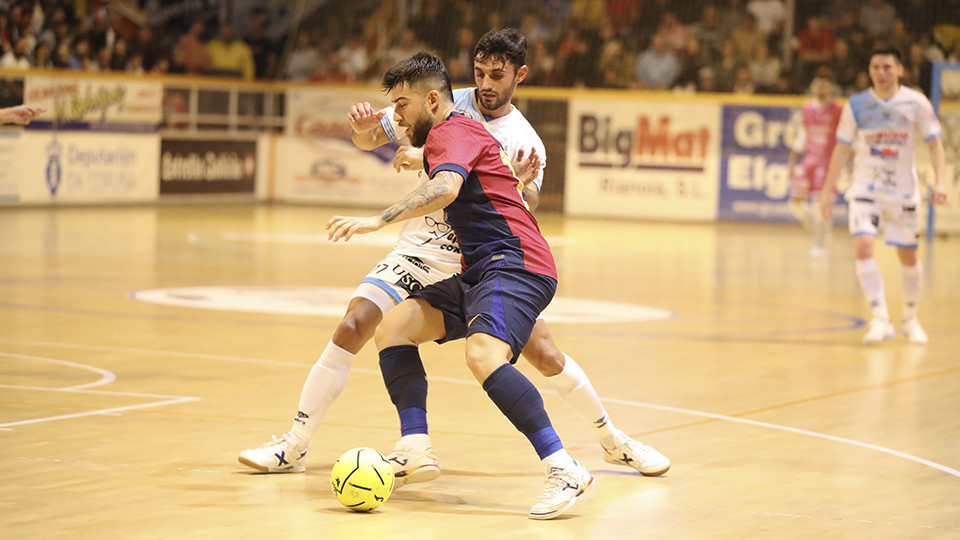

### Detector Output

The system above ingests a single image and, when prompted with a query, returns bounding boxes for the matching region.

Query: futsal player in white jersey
[239,28,670,481]
[820,47,948,344]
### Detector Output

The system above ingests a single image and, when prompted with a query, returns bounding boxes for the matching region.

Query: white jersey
[836,86,942,204]
[377,87,547,265]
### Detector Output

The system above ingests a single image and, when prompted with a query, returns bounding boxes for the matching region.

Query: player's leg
[238,290,392,473]
[375,295,448,486]
[849,199,894,343]
[886,204,927,343]
[789,166,813,231]
[465,271,593,519]
[807,166,830,258]
[521,319,669,476]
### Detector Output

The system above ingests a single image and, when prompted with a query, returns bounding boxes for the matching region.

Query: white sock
[810,197,829,249]
[855,258,889,321]
[546,354,618,448]
[288,341,355,446]
[790,198,812,229]
[542,448,577,472]
[901,262,922,321]
[399,433,432,452]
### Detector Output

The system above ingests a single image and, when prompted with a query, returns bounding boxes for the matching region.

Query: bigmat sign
[564,96,720,221]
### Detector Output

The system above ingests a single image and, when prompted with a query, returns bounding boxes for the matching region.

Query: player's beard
[479,90,509,113]
[408,115,433,148]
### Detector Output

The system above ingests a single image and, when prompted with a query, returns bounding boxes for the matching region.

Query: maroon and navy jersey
[424,113,557,282]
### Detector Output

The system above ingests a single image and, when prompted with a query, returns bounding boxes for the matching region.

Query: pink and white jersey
[791,98,843,168]
[836,86,942,203]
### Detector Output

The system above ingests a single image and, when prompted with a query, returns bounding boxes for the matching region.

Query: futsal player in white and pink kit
[821,47,948,344]
[787,68,844,258]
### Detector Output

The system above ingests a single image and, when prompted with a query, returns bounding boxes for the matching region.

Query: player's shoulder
[896,85,933,105]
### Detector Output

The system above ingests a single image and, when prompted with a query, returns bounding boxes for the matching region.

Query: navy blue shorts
[409,269,557,362]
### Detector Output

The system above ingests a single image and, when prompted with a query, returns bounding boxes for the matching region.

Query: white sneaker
[806,246,826,259]
[238,434,306,473]
[387,444,440,488]
[863,318,895,343]
[901,318,928,344]
[529,461,595,520]
[602,434,671,476]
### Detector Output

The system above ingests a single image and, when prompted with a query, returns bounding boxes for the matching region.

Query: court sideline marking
[0,339,956,479]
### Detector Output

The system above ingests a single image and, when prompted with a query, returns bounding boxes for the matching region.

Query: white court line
[0,350,200,429]
[1,338,957,479]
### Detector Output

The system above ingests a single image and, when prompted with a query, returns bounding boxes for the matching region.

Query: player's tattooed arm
[327,170,462,242]
[378,170,462,223]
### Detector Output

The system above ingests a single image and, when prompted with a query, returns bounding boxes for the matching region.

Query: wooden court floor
[1,204,958,539]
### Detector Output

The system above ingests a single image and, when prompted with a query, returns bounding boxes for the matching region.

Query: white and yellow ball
[330,447,395,512]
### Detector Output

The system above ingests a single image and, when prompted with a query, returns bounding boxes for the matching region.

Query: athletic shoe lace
[539,467,573,502]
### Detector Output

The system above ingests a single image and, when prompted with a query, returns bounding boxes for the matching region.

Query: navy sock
[379,345,429,435]
[482,363,563,459]
[398,407,428,436]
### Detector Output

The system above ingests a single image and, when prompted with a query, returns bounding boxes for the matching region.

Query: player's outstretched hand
[326,215,385,242]
[393,145,424,172]
[1,105,46,125]
[347,102,385,134]
[512,147,541,187]
[930,185,948,205]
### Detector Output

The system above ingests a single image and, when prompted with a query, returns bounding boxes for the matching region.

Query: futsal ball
[330,447,395,512]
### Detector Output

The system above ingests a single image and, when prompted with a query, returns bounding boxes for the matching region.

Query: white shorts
[847,196,921,248]
[352,251,461,314]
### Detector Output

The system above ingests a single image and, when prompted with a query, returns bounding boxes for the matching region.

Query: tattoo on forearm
[377,171,460,223]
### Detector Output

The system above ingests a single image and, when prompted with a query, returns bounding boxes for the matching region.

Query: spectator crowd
[2,0,960,97]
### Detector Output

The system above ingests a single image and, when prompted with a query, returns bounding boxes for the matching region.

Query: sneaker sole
[603,456,670,477]
[393,464,440,488]
[863,330,896,344]
[529,474,596,520]
[238,455,305,473]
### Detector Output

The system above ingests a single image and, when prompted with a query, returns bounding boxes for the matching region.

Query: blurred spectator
[339,35,369,81]
[905,43,932,96]
[731,13,764,64]
[207,23,254,80]
[698,65,717,92]
[797,16,835,85]
[733,66,756,94]
[598,37,633,89]
[829,39,859,91]
[52,41,69,68]
[949,39,960,63]
[605,0,641,39]
[447,56,472,85]
[570,0,606,32]
[747,0,785,36]
[675,36,704,91]
[850,70,871,95]
[718,0,745,32]
[33,41,51,68]
[174,19,209,75]
[656,11,688,52]
[518,10,549,46]
[712,39,740,92]
[821,0,858,40]
[860,0,896,38]
[383,28,423,67]
[128,27,160,72]
[555,27,591,87]
[888,18,911,58]
[413,0,455,56]
[285,33,318,81]
[1,35,30,68]
[127,52,144,75]
[690,4,726,64]
[246,11,278,79]
[901,0,937,36]
[110,38,128,71]
[749,41,780,92]
[94,45,111,71]
[88,10,113,54]
[847,28,872,66]
[311,52,354,83]
[634,34,678,89]
[917,32,945,63]
[68,36,90,70]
